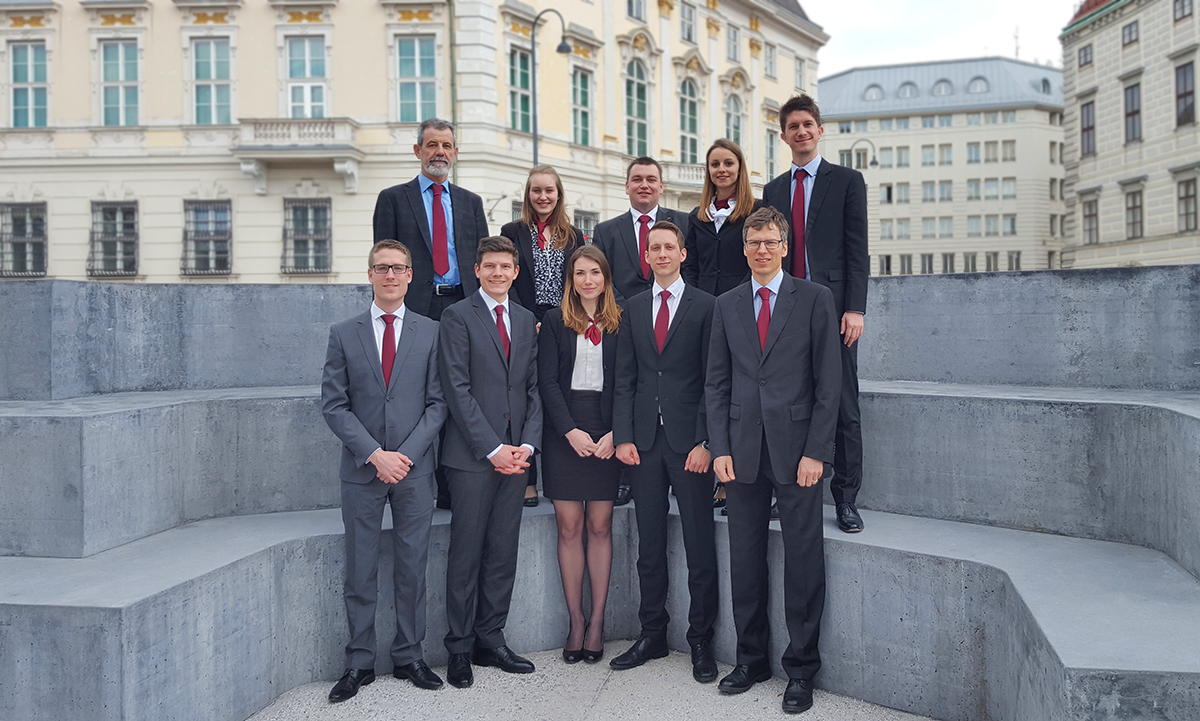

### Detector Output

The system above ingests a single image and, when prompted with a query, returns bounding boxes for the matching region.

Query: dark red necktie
[381,314,397,387]
[654,289,670,353]
[713,198,730,210]
[791,169,808,280]
[638,215,652,279]
[495,305,510,359]
[431,183,450,277]
[535,221,548,250]
[756,288,771,352]
[585,319,601,346]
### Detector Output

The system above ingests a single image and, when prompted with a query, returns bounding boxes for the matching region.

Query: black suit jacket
[705,274,841,485]
[592,208,691,301]
[536,306,617,438]
[680,202,762,296]
[613,283,713,455]
[372,177,490,317]
[499,221,584,320]
[761,160,868,316]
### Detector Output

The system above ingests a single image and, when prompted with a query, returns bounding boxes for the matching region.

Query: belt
[433,283,462,296]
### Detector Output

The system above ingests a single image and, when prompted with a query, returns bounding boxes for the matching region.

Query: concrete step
[2,505,1197,721]
[859,380,1200,580]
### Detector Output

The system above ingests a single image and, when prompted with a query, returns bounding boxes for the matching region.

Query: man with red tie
[706,207,841,714]
[761,95,869,534]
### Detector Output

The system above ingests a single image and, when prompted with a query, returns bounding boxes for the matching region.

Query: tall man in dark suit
[611,220,719,683]
[707,207,841,715]
[762,95,869,534]
[438,235,543,688]
[321,240,448,702]
[372,118,490,322]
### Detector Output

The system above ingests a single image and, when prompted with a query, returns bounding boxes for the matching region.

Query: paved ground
[250,646,931,721]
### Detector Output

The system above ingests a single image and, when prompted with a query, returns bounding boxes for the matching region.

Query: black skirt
[541,391,621,502]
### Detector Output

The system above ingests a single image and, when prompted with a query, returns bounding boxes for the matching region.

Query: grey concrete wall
[857,384,1200,581]
[0,281,53,400]
[0,389,339,558]
[858,265,1200,391]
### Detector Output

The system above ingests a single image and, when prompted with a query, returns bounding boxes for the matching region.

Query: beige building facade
[817,58,1068,277]
[0,0,826,282]
[1059,0,1200,268]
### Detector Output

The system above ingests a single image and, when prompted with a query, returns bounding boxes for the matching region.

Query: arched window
[679,80,699,164]
[933,79,953,96]
[625,60,648,156]
[724,95,742,146]
[864,84,884,101]
[1041,78,1052,94]
[898,82,918,99]
[967,76,990,94]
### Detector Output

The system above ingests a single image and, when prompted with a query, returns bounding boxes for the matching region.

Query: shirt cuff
[846,311,864,315]
[521,443,536,455]
[487,444,503,459]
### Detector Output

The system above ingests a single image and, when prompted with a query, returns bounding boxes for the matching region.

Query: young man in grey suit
[321,239,448,702]
[438,235,543,688]
[706,207,841,715]
[610,220,719,683]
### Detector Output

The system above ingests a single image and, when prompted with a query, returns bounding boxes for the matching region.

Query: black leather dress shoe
[690,639,718,683]
[718,663,772,694]
[393,659,443,690]
[446,653,473,688]
[614,483,632,506]
[328,668,375,703]
[473,645,535,674]
[524,494,539,507]
[609,634,668,670]
[836,503,864,533]
[782,678,814,713]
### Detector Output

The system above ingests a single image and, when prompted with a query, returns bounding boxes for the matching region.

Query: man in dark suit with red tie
[761,95,869,534]
[706,206,841,714]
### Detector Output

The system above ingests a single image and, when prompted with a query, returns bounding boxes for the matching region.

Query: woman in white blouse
[536,245,623,665]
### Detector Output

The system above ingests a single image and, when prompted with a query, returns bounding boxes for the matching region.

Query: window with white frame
[679,80,698,163]
[922,181,935,202]
[724,96,742,145]
[986,251,999,271]
[1002,178,1016,199]
[88,202,138,276]
[1007,251,1021,270]
[509,47,531,132]
[985,179,999,200]
[920,253,934,274]
[896,146,909,167]
[939,114,952,127]
[941,253,955,273]
[627,0,645,20]
[879,148,893,168]
[878,255,892,275]
[1083,199,1099,244]
[764,44,777,78]
[967,216,981,237]
[899,254,913,274]
[398,36,436,124]
[626,60,648,156]
[11,42,47,128]
[967,179,981,200]
[282,198,331,273]
[794,57,806,91]
[101,40,138,126]
[939,217,953,238]
[896,219,910,239]
[880,219,893,239]
[572,68,591,146]
[896,183,909,203]
[922,218,936,238]
[963,252,977,272]
[939,181,952,202]
[765,129,776,179]
[854,120,867,132]
[1125,191,1143,239]
[967,112,981,125]
[1002,140,1016,161]
[1180,178,1198,232]
[1177,0,1194,20]
[939,144,952,165]
[182,200,232,275]
[967,142,980,163]
[0,203,47,276]
[727,26,739,62]
[984,141,998,162]
[985,215,999,236]
[287,37,326,119]
[193,38,231,125]
[1003,214,1017,236]
[681,3,696,42]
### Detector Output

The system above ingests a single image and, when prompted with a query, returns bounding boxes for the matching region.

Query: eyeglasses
[371,264,410,275]
[744,240,783,250]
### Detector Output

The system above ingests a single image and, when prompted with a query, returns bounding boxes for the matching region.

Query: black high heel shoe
[582,623,604,664]
[563,623,585,664]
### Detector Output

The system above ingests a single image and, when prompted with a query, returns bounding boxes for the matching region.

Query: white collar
[371,302,406,322]
[477,288,509,313]
[654,275,686,299]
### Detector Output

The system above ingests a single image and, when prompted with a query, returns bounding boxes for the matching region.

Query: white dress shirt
[629,205,660,238]
[570,331,605,391]
[751,270,784,315]
[788,154,823,282]
[371,302,405,363]
[709,199,736,232]
[476,289,535,459]
[650,275,686,327]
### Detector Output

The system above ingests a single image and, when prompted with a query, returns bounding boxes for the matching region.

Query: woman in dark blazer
[500,164,585,321]
[537,245,622,666]
[681,138,762,296]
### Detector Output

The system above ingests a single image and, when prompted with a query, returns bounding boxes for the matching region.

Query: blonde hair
[520,165,573,251]
[561,246,622,335]
[698,139,755,224]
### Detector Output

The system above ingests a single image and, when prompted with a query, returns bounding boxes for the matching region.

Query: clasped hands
[369,448,413,484]
[713,455,824,487]
[615,441,711,473]
[566,429,615,459]
[489,444,533,474]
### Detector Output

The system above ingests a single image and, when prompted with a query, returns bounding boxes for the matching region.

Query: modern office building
[817,57,1067,276]
[0,0,825,283]
[1058,0,1199,268]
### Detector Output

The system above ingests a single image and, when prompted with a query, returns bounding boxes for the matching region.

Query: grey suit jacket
[705,273,841,485]
[592,207,691,301]
[321,308,448,483]
[438,292,543,472]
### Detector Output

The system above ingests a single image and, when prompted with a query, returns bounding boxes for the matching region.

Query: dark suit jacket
[438,292,543,472]
[373,177,490,317]
[761,160,869,316]
[592,207,691,301]
[321,308,447,483]
[499,221,584,320]
[536,306,617,438]
[680,202,762,296]
[613,283,713,455]
[705,274,841,485]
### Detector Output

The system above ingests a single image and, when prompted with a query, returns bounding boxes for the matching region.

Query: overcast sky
[813,0,1083,78]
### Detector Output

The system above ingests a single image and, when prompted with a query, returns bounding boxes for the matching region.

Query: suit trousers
[629,424,719,645]
[724,439,826,681]
[832,341,863,505]
[444,466,527,654]
[341,473,436,670]
[429,287,466,504]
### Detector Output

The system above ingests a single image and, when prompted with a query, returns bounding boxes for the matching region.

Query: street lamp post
[531,8,573,166]
[847,137,880,169]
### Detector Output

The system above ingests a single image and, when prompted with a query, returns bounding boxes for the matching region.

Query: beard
[423,158,450,179]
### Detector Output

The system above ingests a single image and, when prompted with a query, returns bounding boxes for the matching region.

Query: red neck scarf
[585,318,602,346]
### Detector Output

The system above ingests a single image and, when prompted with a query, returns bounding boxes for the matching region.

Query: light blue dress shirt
[787,154,823,282]
[751,270,784,316]
[417,173,460,286]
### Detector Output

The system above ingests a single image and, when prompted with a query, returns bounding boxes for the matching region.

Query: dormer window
[864,84,883,101]
[932,80,953,96]
[898,82,918,99]
[967,76,989,94]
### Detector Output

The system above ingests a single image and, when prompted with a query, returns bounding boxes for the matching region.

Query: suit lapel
[355,314,387,391]
[472,294,510,368]
[517,223,535,276]
[762,276,799,361]
[449,182,475,280]
[661,285,691,352]
[805,159,833,239]
[734,285,761,361]
[403,179,433,252]
[617,211,644,281]
[387,315,418,391]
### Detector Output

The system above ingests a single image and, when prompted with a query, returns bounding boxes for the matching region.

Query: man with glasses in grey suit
[321,239,448,702]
